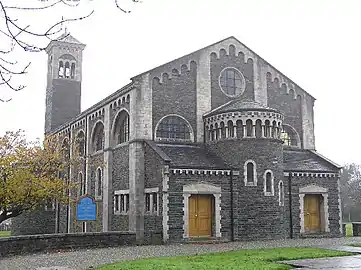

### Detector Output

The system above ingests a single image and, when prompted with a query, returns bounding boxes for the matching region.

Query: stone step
[169,237,229,245]
[300,233,331,239]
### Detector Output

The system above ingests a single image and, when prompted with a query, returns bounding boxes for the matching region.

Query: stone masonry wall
[266,74,303,145]
[210,45,254,109]
[207,138,285,240]
[151,62,197,140]
[167,173,232,241]
[285,175,342,238]
[111,145,129,231]
[11,209,56,236]
[0,232,136,257]
[143,143,165,235]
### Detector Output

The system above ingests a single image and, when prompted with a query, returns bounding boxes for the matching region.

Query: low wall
[0,231,160,257]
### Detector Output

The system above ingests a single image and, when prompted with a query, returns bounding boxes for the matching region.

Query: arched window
[280,125,300,147]
[236,120,243,138]
[255,119,262,138]
[76,131,85,157]
[64,62,70,78]
[215,123,219,140]
[227,120,234,138]
[264,170,274,196]
[95,168,102,198]
[79,172,85,195]
[265,120,270,138]
[246,119,253,137]
[92,122,105,152]
[244,160,257,186]
[156,115,192,141]
[113,110,130,145]
[70,63,76,79]
[279,181,284,206]
[58,61,64,78]
[61,138,70,161]
[220,122,226,139]
[272,120,277,138]
[210,124,214,141]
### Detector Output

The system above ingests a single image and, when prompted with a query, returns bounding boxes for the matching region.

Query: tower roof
[45,32,85,53]
[204,98,279,117]
[56,32,84,45]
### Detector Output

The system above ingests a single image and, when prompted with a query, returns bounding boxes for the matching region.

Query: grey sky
[0,0,359,166]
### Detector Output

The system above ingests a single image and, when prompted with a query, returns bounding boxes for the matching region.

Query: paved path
[1,237,361,270]
[281,245,361,269]
[282,255,361,269]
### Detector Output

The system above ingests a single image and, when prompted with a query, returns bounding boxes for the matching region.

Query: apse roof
[204,98,279,117]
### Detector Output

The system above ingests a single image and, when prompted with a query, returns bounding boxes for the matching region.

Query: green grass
[96,248,352,270]
[346,223,353,237]
[0,231,11,237]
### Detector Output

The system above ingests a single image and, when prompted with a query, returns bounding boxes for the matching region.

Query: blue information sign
[76,195,97,221]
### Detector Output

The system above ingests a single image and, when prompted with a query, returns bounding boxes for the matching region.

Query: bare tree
[0,0,140,102]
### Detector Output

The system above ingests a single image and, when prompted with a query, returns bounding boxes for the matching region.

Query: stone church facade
[12,34,343,242]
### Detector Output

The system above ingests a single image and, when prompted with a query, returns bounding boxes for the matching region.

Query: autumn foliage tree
[0,130,78,224]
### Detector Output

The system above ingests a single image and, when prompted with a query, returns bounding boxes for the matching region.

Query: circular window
[219,67,245,97]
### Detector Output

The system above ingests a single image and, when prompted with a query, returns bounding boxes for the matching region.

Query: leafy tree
[0,0,140,101]
[0,129,79,224]
[340,163,361,222]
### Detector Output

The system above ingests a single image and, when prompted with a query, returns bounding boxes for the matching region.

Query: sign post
[76,195,97,222]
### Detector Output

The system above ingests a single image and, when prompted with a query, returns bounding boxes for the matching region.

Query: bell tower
[44,32,86,134]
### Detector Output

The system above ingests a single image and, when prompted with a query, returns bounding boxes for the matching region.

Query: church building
[12,33,343,242]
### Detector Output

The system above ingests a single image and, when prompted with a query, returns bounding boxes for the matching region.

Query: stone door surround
[299,184,329,234]
[182,183,221,238]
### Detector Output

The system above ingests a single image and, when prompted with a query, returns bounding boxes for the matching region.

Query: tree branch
[0,0,141,100]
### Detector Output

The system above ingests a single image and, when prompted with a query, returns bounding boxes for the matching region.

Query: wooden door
[188,195,212,237]
[304,194,321,233]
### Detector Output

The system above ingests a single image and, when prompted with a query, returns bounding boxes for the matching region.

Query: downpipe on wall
[288,172,293,239]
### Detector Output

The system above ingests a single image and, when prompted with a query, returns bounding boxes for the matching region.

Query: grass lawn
[96,247,352,270]
[0,231,11,237]
[345,223,353,237]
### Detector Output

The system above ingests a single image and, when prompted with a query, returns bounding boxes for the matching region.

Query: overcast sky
[0,0,360,166]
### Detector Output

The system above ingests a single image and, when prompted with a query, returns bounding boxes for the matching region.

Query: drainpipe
[288,172,293,239]
[230,170,234,241]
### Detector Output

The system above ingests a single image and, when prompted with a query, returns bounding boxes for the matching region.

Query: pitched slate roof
[283,149,341,172]
[156,144,229,169]
[204,98,279,117]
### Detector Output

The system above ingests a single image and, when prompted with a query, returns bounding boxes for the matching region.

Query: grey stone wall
[112,146,129,191]
[110,145,129,231]
[151,62,197,140]
[266,74,303,144]
[11,209,56,236]
[210,46,254,109]
[45,79,81,134]
[167,173,232,241]
[143,143,165,234]
[285,175,342,238]
[0,232,137,257]
[207,138,285,240]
